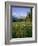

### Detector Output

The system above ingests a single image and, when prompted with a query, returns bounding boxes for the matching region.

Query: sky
[11,7,31,19]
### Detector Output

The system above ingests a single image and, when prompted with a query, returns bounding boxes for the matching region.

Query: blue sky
[12,7,31,18]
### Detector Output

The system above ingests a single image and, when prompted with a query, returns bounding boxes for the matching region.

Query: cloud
[12,12,16,16]
[12,12,28,19]
[16,12,27,19]
[20,12,27,16]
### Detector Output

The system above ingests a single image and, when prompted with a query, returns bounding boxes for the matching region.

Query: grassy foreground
[11,21,32,38]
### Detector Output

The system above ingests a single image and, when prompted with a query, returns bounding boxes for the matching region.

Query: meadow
[11,21,32,38]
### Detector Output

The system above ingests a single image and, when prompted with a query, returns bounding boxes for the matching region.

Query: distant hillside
[12,15,27,22]
[12,12,32,22]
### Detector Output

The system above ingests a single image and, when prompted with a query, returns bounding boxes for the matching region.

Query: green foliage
[11,22,32,38]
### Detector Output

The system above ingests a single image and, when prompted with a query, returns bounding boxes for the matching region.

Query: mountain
[12,15,27,22]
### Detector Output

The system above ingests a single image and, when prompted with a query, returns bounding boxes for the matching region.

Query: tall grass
[11,22,32,38]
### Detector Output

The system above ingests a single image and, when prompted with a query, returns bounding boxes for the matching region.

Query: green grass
[11,21,32,38]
